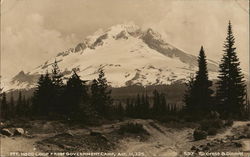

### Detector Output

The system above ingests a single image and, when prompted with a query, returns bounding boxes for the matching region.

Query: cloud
[1,13,79,79]
[141,0,249,72]
[1,0,248,80]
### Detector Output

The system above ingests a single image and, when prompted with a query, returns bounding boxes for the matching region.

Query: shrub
[199,119,224,131]
[207,127,218,135]
[118,123,148,135]
[224,119,234,126]
[208,111,220,119]
[193,129,207,141]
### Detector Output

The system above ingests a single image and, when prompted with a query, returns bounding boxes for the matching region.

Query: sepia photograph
[0,0,249,156]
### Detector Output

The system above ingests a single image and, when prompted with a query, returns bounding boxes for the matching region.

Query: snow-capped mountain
[3,24,219,91]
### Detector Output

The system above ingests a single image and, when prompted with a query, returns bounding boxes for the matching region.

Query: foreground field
[0,119,250,157]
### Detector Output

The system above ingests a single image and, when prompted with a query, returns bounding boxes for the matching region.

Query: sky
[1,0,249,80]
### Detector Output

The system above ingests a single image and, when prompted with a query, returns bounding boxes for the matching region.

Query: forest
[1,22,249,126]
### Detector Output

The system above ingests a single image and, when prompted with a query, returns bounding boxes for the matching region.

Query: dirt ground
[0,119,250,157]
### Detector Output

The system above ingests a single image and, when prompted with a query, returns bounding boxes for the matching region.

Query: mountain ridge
[3,24,219,91]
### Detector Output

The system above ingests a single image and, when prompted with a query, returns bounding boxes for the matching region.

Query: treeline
[184,22,249,120]
[0,91,32,119]
[113,90,179,120]
[0,62,113,122]
[0,21,249,122]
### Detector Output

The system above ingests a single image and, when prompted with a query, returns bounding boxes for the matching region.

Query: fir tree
[9,92,15,117]
[184,46,213,117]
[0,92,8,119]
[91,69,113,117]
[91,79,100,114]
[152,89,161,116]
[116,101,124,118]
[159,93,167,115]
[32,72,53,116]
[126,98,133,117]
[16,91,23,116]
[141,93,150,118]
[135,94,141,117]
[51,60,64,87]
[193,47,213,113]
[145,93,150,115]
[51,60,64,114]
[64,70,88,115]
[216,21,246,119]
[184,75,195,113]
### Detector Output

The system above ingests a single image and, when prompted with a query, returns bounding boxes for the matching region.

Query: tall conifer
[216,21,246,118]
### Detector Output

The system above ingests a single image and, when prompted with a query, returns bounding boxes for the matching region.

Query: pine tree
[91,69,113,117]
[16,91,23,116]
[32,72,53,116]
[216,21,246,119]
[9,92,15,117]
[0,92,8,119]
[152,89,161,116]
[135,94,141,117]
[194,47,213,112]
[126,98,133,117]
[145,93,150,116]
[184,75,195,112]
[51,60,64,87]
[22,95,27,117]
[159,93,167,115]
[116,101,124,118]
[140,93,150,118]
[51,60,64,114]
[64,70,88,115]
[184,46,213,117]
[25,98,32,117]
[91,79,100,113]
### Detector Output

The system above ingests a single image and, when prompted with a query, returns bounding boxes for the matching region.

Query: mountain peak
[145,28,162,40]
[108,23,141,33]
[4,23,219,91]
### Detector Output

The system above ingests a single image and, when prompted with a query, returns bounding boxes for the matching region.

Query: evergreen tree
[126,98,134,117]
[193,47,213,113]
[22,95,27,117]
[16,91,23,116]
[145,93,150,116]
[32,72,53,116]
[51,60,64,114]
[184,46,213,117]
[64,71,88,115]
[116,101,124,118]
[0,92,8,119]
[184,75,195,113]
[91,79,100,112]
[135,94,141,117]
[141,93,150,118]
[159,93,167,115]
[130,99,136,117]
[51,60,64,87]
[166,103,171,114]
[9,92,15,117]
[216,21,246,118]
[25,98,32,117]
[91,69,113,117]
[152,89,161,116]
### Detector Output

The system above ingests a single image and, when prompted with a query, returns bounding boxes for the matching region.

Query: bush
[224,119,234,126]
[207,127,218,135]
[199,119,224,131]
[208,111,220,119]
[118,123,148,135]
[193,129,207,141]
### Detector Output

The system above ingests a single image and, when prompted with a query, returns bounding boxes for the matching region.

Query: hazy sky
[1,0,249,80]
